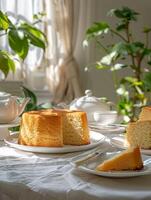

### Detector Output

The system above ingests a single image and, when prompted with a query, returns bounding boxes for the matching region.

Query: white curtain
[44,0,82,104]
[73,0,98,93]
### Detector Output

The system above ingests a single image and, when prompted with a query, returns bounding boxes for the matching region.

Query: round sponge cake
[18,109,90,147]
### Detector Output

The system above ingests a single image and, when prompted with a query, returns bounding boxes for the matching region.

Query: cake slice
[50,109,90,145]
[61,111,90,145]
[139,106,151,121]
[126,120,151,149]
[96,146,143,171]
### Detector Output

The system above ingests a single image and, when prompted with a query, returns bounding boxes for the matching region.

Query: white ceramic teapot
[70,90,114,122]
[0,92,30,123]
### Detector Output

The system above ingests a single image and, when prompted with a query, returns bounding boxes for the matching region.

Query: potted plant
[0,11,51,114]
[84,7,151,122]
[0,11,46,78]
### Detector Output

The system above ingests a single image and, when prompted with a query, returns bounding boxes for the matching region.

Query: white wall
[74,0,151,103]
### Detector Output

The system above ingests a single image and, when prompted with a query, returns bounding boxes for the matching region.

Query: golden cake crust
[18,111,63,147]
[96,146,143,171]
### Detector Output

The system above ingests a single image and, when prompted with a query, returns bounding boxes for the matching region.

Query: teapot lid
[0,91,11,100]
[77,90,100,103]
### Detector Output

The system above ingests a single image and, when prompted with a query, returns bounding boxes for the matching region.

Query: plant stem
[95,39,109,53]
[145,32,149,48]
[124,22,142,121]
[112,69,119,95]
[125,23,130,43]
[110,29,127,42]
[125,22,138,72]
[33,20,42,25]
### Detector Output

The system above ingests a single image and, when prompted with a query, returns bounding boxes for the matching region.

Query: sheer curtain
[44,0,82,104]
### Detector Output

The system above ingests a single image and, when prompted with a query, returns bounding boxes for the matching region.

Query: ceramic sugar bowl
[69,90,114,122]
[0,91,30,124]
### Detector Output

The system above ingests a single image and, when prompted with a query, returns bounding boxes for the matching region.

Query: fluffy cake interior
[139,106,151,121]
[126,121,151,149]
[62,112,90,145]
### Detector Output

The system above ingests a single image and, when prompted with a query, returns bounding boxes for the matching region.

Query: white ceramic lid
[75,90,100,103]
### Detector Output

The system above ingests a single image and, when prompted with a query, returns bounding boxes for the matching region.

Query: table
[0,139,151,200]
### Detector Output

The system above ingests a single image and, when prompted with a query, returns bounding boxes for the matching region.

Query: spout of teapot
[17,97,30,116]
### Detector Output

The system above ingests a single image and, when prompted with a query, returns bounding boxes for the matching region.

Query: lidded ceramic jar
[70,90,113,122]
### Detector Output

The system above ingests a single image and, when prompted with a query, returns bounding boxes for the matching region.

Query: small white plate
[110,135,151,155]
[0,118,20,128]
[89,122,125,134]
[4,131,106,154]
[72,151,151,178]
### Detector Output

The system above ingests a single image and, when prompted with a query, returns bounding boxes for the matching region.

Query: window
[0,0,48,92]
[0,0,82,104]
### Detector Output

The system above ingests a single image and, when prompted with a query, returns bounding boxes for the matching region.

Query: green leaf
[143,72,151,91]
[85,22,110,41]
[143,26,151,33]
[116,22,127,31]
[8,29,29,60]
[142,48,151,57]
[22,86,37,105]
[0,51,15,77]
[132,42,144,48]
[33,12,46,20]
[8,56,15,72]
[0,11,9,30]
[126,42,145,55]
[121,77,135,84]
[95,62,110,70]
[148,60,151,65]
[9,126,20,132]
[23,103,37,112]
[121,76,143,86]
[109,7,139,21]
[117,97,133,116]
[19,23,46,50]
[134,85,144,95]
[100,42,128,65]
[21,86,38,112]
[112,42,128,57]
[37,102,52,110]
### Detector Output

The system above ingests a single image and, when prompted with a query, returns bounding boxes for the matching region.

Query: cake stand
[0,118,20,140]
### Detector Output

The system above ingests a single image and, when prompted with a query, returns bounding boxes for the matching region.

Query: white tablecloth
[0,139,151,200]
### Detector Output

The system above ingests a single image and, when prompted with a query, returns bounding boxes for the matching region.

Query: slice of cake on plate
[138,106,151,121]
[96,146,143,171]
[126,120,151,149]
